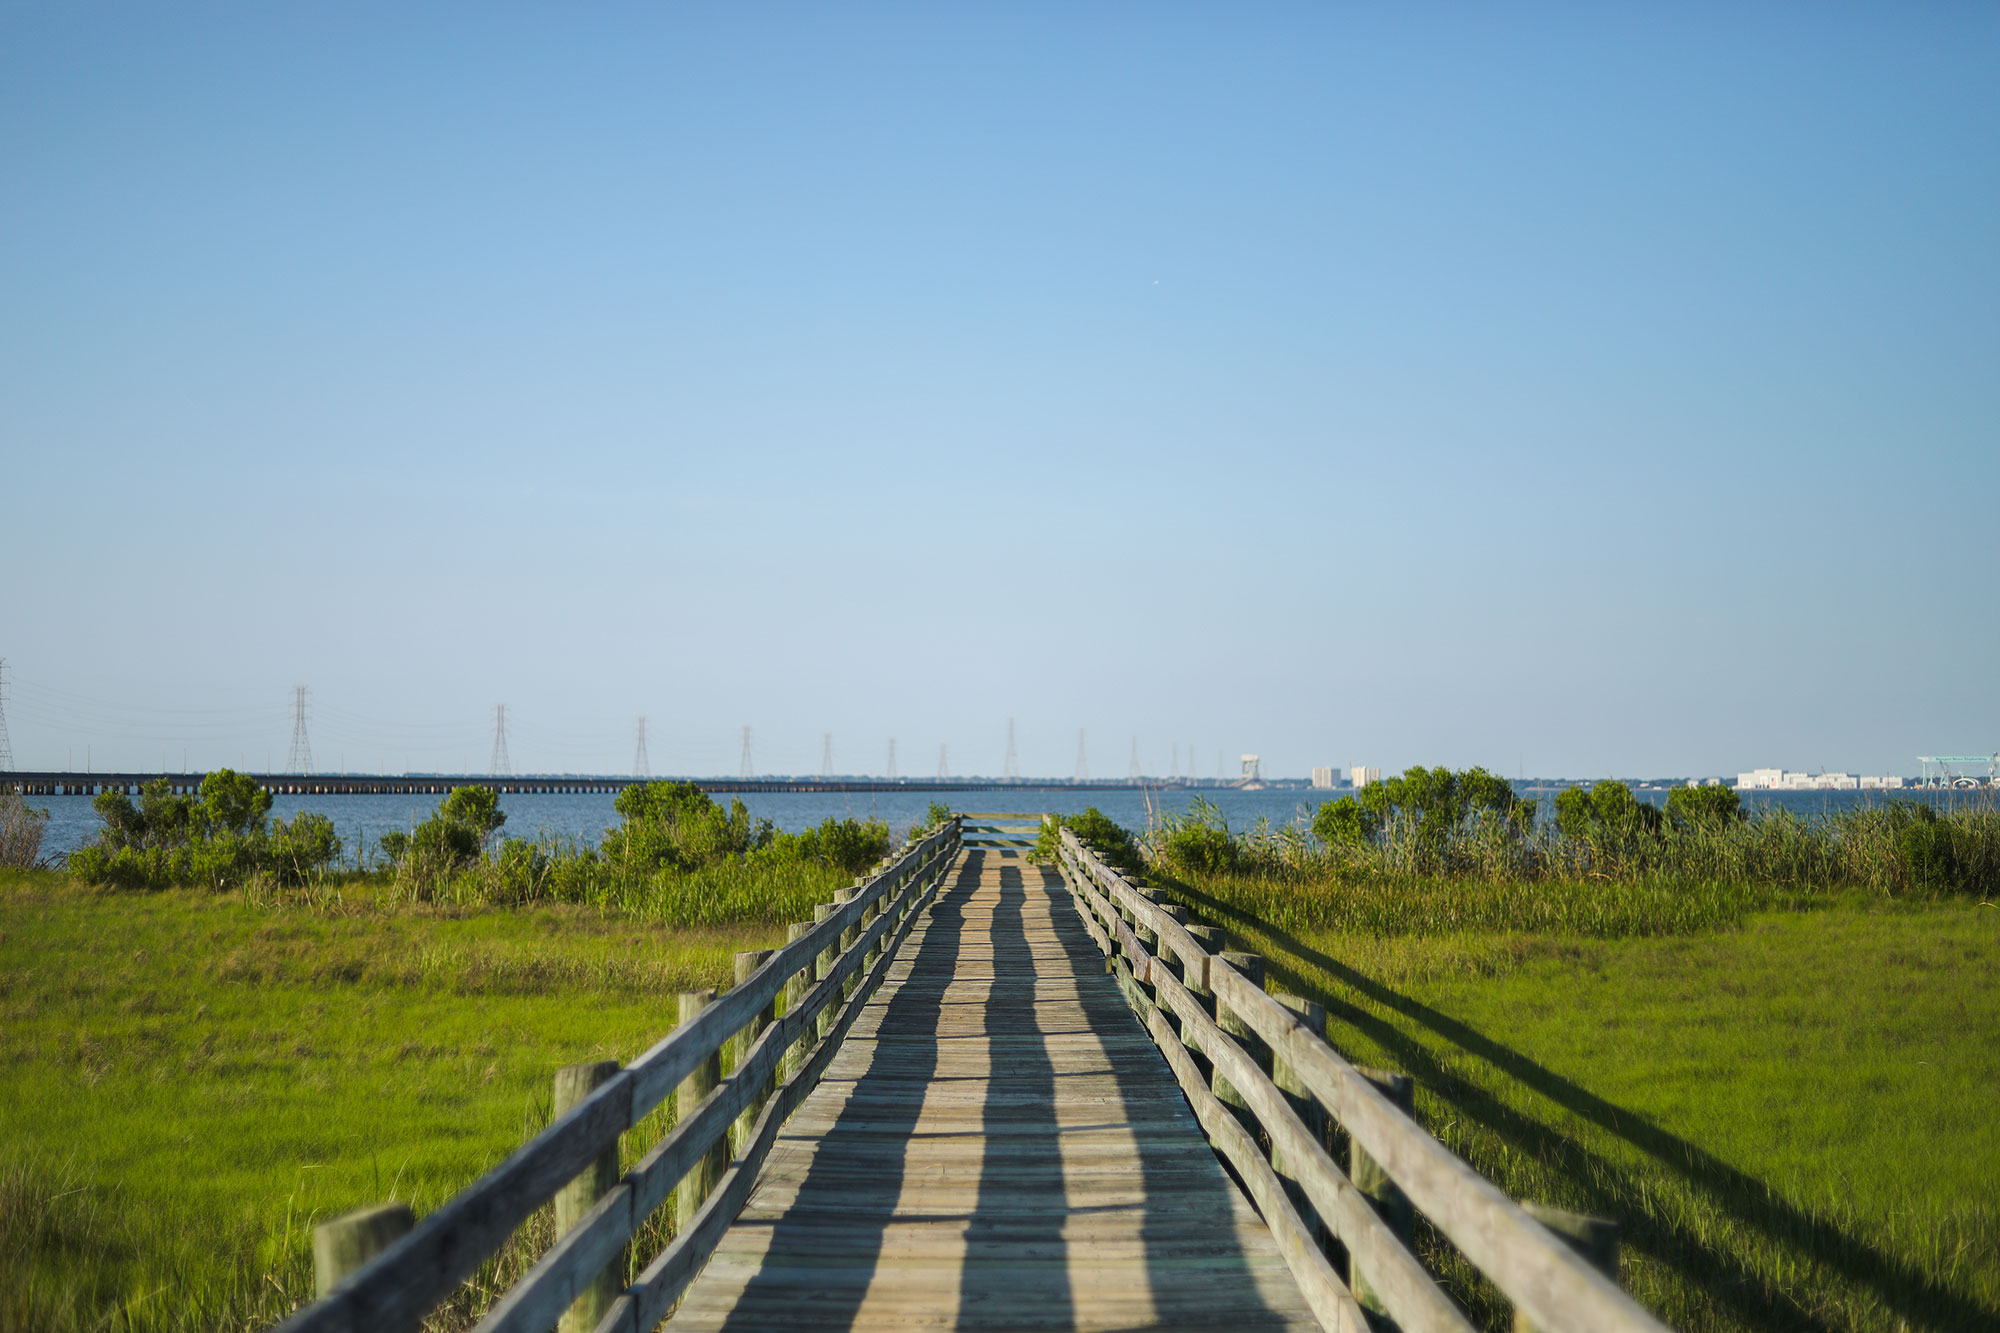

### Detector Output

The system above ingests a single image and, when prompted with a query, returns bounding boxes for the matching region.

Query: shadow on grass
[1168,880,1993,1333]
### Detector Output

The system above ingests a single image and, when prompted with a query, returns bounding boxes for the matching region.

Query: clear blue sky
[3,2,1995,779]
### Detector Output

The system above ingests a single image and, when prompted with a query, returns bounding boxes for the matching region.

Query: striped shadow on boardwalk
[667,848,1318,1331]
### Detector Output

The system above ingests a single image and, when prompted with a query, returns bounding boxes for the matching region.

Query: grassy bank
[0,870,784,1332]
[1154,872,2000,1331]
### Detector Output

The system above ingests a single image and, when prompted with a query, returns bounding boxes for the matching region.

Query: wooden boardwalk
[667,847,1319,1332]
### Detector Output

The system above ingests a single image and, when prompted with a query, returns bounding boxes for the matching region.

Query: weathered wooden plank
[667,849,1320,1332]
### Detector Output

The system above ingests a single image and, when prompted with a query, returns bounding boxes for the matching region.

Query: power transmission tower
[739,726,754,778]
[634,716,650,778]
[1171,743,1179,779]
[286,685,313,775]
[821,733,833,779]
[886,739,897,779]
[0,659,13,772]
[489,704,511,777]
[1075,729,1089,782]
[1128,736,1141,780]
[1217,748,1224,780]
[1003,718,1020,780]
[937,744,949,779]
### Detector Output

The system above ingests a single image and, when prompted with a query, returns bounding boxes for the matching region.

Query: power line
[1075,729,1089,783]
[489,704,511,777]
[634,716,650,778]
[286,685,313,775]
[739,726,754,779]
[1003,718,1020,779]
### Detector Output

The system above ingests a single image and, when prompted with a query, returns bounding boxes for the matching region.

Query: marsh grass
[1133,822,2000,1332]
[0,874,787,1332]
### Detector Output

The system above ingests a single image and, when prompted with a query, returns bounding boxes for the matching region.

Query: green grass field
[0,871,785,1332]
[1168,878,2000,1332]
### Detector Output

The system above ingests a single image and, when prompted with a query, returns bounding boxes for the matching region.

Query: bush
[69,772,336,891]
[1311,796,1380,847]
[1032,807,1143,872]
[1665,783,1743,831]
[1156,798,1237,876]
[599,781,771,877]
[0,789,49,868]
[767,817,892,875]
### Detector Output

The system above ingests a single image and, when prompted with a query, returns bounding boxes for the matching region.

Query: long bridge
[277,817,1667,1333]
[2,773,1256,798]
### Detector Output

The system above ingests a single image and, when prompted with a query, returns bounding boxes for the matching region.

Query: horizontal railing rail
[1055,825,1671,1333]
[280,816,963,1333]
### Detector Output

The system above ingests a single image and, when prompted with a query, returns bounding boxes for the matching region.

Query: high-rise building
[1311,766,1337,789]
[1352,766,1381,789]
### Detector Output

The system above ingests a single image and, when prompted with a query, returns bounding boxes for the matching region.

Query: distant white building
[1352,766,1381,789]
[1736,768,1858,791]
[1311,766,1338,789]
[1859,775,1906,789]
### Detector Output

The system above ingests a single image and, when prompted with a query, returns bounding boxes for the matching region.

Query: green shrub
[69,772,335,891]
[1311,796,1380,847]
[1033,807,1144,873]
[1665,782,1743,831]
[1156,798,1237,876]
[767,817,891,875]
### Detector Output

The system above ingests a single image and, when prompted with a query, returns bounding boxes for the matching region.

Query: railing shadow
[1168,880,1994,1332]
[955,858,1074,1328]
[1040,857,1299,1328]
[714,854,977,1330]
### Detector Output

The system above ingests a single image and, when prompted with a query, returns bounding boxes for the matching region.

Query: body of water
[20,782,1989,866]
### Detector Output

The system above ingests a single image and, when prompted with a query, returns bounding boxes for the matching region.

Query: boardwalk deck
[667,848,1319,1332]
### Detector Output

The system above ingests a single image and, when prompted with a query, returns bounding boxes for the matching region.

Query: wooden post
[1272,993,1328,1225]
[1351,1067,1415,1318]
[814,903,838,1038]
[1512,1206,1621,1333]
[835,889,861,998]
[552,1059,622,1333]
[858,875,883,970]
[731,949,776,1155]
[1182,924,1226,1075]
[1212,951,1267,1135]
[781,922,811,1080]
[312,1202,413,1297]
[675,990,725,1232]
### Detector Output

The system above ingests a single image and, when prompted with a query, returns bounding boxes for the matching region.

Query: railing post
[1272,993,1328,1228]
[814,903,838,1038]
[1513,1206,1621,1333]
[859,875,884,970]
[1182,923,1225,1076]
[552,1059,622,1333]
[1212,951,1268,1135]
[731,949,776,1155]
[674,990,724,1232]
[782,922,812,1080]
[312,1202,413,1298]
[1352,1067,1416,1318]
[834,889,861,998]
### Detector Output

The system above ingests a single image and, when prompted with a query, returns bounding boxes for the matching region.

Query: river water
[20,783,1990,866]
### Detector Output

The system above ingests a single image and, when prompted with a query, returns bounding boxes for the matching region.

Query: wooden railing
[1055,826,1672,1333]
[279,816,963,1333]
